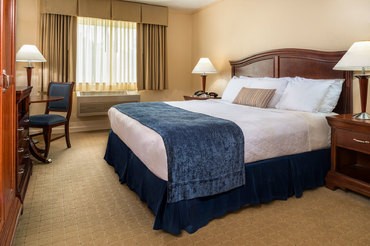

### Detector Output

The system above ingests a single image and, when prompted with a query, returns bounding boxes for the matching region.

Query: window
[76,17,137,90]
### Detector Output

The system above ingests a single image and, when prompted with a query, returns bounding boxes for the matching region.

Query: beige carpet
[13,131,370,246]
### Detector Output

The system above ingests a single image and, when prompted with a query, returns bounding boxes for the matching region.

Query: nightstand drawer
[336,129,370,154]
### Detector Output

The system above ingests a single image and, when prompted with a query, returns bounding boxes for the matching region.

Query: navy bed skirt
[104,131,330,235]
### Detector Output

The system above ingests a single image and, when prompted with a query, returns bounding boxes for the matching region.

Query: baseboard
[63,124,110,133]
[30,119,111,135]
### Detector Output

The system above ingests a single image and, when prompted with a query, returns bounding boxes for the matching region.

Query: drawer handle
[24,119,30,123]
[18,147,24,153]
[18,168,25,175]
[353,138,370,144]
[24,136,30,141]
[24,154,30,159]
[17,127,24,132]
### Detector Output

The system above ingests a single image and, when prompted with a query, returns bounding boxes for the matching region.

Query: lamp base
[201,75,207,92]
[353,112,370,120]
[26,66,34,87]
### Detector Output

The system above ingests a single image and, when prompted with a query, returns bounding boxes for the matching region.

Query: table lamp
[334,41,370,120]
[16,44,46,87]
[192,58,217,92]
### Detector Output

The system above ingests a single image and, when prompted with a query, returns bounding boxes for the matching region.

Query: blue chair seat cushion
[30,114,67,126]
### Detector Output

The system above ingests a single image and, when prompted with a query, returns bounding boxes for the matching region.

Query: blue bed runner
[114,102,245,203]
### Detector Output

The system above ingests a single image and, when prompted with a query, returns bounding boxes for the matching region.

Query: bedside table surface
[183,95,221,100]
[326,114,370,133]
[327,113,370,121]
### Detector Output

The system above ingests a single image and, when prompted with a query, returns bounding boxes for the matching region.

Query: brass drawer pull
[24,154,30,159]
[353,138,370,144]
[18,147,24,153]
[17,127,24,132]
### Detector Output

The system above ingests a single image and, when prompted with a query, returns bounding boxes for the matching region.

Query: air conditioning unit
[77,91,140,117]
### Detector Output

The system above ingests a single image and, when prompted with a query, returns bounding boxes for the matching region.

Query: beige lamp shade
[334,41,370,120]
[192,58,217,75]
[16,44,46,67]
[333,41,370,73]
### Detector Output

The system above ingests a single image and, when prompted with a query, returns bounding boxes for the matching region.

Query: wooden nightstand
[183,95,221,101]
[326,114,370,197]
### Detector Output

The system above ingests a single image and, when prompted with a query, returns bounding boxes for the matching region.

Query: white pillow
[276,79,332,112]
[221,77,251,102]
[292,77,344,113]
[241,77,290,108]
[319,79,344,112]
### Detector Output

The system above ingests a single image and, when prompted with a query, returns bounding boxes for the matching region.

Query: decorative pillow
[275,79,332,112]
[233,87,276,108]
[221,77,251,102]
[240,77,290,108]
[292,77,344,113]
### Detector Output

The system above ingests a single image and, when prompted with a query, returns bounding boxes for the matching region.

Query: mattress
[108,99,333,181]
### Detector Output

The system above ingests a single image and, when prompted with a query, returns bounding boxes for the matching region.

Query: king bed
[104,48,353,235]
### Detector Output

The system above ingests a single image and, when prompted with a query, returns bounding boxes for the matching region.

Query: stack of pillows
[222,76,344,113]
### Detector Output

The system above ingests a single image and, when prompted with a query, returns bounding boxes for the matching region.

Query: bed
[104,48,353,235]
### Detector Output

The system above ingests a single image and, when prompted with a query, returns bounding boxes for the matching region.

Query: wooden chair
[29,82,75,159]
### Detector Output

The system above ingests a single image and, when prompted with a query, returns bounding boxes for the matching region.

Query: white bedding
[108,99,333,181]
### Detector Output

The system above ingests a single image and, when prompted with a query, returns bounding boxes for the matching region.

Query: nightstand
[183,95,221,101]
[326,114,370,197]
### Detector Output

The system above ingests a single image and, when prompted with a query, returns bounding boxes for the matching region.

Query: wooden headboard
[229,48,353,114]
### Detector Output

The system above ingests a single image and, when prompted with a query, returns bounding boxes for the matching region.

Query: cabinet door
[0,0,16,234]
[0,80,3,230]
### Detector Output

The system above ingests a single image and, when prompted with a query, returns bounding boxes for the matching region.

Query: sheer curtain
[76,17,137,91]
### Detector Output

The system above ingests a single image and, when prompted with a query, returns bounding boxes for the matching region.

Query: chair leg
[43,127,52,158]
[42,128,48,151]
[65,122,71,148]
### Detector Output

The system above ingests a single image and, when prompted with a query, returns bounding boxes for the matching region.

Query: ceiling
[128,0,219,12]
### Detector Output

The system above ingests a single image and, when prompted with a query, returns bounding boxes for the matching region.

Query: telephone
[194,90,207,97]
[208,92,218,98]
[193,91,218,98]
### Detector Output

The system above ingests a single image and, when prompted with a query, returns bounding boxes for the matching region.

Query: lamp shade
[333,41,370,73]
[16,44,46,63]
[192,58,217,75]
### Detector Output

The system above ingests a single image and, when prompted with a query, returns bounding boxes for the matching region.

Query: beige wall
[16,0,370,133]
[192,0,370,112]
[15,0,193,132]
[140,9,193,102]
[16,0,41,89]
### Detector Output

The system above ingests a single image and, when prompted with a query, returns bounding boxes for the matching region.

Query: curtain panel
[40,0,168,92]
[137,24,168,90]
[41,0,168,26]
[40,13,76,92]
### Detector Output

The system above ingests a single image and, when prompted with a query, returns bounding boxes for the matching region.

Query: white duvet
[108,99,333,181]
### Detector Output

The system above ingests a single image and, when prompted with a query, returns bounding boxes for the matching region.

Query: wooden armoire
[0,0,22,245]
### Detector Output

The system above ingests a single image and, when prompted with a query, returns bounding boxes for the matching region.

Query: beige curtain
[40,13,76,92]
[137,24,168,90]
